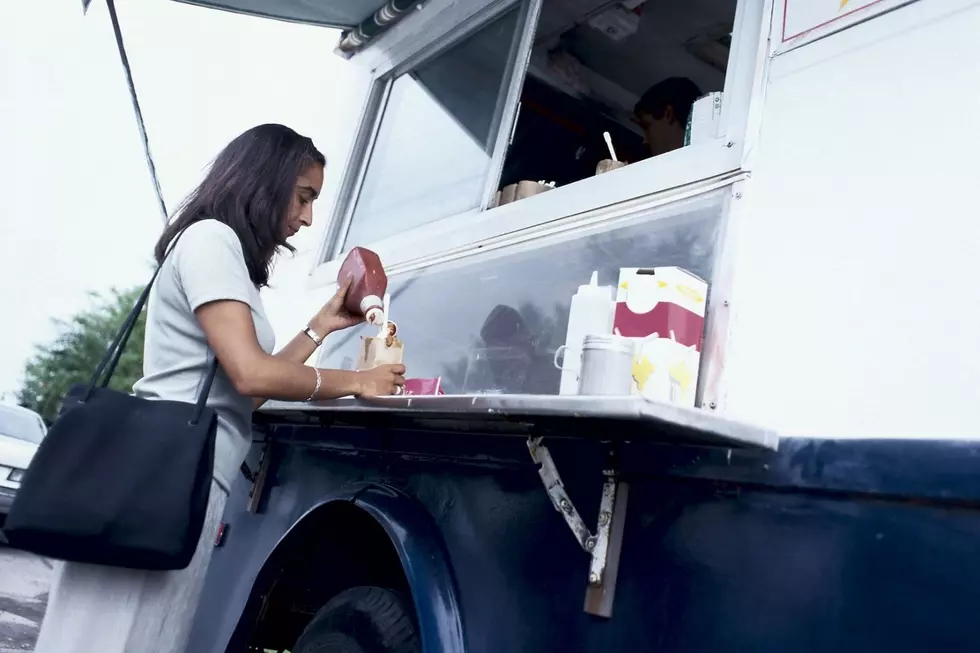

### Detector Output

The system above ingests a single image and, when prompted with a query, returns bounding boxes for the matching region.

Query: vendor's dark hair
[155,123,325,287]
[634,77,703,126]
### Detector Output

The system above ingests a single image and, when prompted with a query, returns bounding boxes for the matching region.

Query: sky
[0,0,359,398]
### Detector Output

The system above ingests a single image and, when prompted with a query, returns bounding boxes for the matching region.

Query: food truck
[90,0,980,651]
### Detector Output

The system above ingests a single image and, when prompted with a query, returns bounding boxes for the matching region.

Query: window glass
[0,407,45,445]
[320,190,723,395]
[496,0,737,203]
[343,7,521,249]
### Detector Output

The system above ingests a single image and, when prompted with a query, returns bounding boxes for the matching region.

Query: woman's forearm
[273,327,324,366]
[251,326,336,408]
[252,320,338,409]
[237,355,360,402]
[195,301,356,406]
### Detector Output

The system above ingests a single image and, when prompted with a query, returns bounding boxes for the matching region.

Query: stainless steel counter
[257,394,778,450]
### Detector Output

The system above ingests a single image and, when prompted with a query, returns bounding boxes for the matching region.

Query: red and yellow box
[613,267,708,407]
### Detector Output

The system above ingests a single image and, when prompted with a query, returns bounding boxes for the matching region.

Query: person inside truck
[633,76,703,158]
[33,123,406,653]
[476,304,560,393]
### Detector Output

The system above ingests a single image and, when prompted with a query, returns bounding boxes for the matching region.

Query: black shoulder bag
[4,246,218,571]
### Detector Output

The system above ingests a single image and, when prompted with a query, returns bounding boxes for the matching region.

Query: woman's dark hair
[155,123,325,287]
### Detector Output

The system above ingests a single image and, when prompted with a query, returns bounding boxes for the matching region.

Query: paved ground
[0,547,52,653]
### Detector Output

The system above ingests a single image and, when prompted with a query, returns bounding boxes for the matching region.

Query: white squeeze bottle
[557,271,615,395]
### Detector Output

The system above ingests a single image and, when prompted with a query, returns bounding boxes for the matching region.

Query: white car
[0,403,46,526]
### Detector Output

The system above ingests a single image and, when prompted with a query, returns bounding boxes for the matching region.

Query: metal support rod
[104,0,169,225]
[527,437,595,552]
[584,478,629,618]
[587,472,617,586]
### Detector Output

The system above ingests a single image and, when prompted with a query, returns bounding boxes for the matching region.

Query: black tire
[293,586,421,653]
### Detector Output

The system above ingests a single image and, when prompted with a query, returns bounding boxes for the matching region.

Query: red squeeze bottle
[338,247,388,326]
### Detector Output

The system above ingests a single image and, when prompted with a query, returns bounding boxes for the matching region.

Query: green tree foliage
[17,287,146,423]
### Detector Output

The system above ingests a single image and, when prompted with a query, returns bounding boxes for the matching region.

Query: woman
[34,124,405,653]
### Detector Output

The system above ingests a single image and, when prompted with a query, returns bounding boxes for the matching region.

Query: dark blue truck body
[186,403,980,653]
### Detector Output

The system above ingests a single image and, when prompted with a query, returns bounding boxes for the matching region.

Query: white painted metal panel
[774,0,919,54]
[722,0,980,438]
[783,0,886,40]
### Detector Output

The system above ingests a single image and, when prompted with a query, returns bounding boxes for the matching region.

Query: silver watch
[303,325,324,346]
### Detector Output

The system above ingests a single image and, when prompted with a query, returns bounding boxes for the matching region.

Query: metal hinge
[527,437,629,618]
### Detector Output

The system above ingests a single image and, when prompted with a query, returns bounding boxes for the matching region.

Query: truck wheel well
[248,501,412,651]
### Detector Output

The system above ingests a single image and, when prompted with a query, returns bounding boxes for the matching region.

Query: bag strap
[88,264,164,392]
[84,227,220,416]
[191,356,220,426]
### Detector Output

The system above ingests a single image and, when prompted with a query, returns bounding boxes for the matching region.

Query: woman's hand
[310,276,363,334]
[355,364,407,397]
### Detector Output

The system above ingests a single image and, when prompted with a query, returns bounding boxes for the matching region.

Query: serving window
[498,0,737,194]
[318,189,726,397]
[321,0,764,268]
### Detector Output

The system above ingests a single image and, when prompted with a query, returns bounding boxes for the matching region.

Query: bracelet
[306,367,322,402]
[303,325,324,347]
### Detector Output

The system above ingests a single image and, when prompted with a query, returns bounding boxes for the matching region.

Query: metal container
[578,334,635,396]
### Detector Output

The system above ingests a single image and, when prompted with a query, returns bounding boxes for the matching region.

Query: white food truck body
[250,0,978,438]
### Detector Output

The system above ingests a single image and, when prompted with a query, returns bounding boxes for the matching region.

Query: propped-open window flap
[171,0,425,57]
[172,0,378,29]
